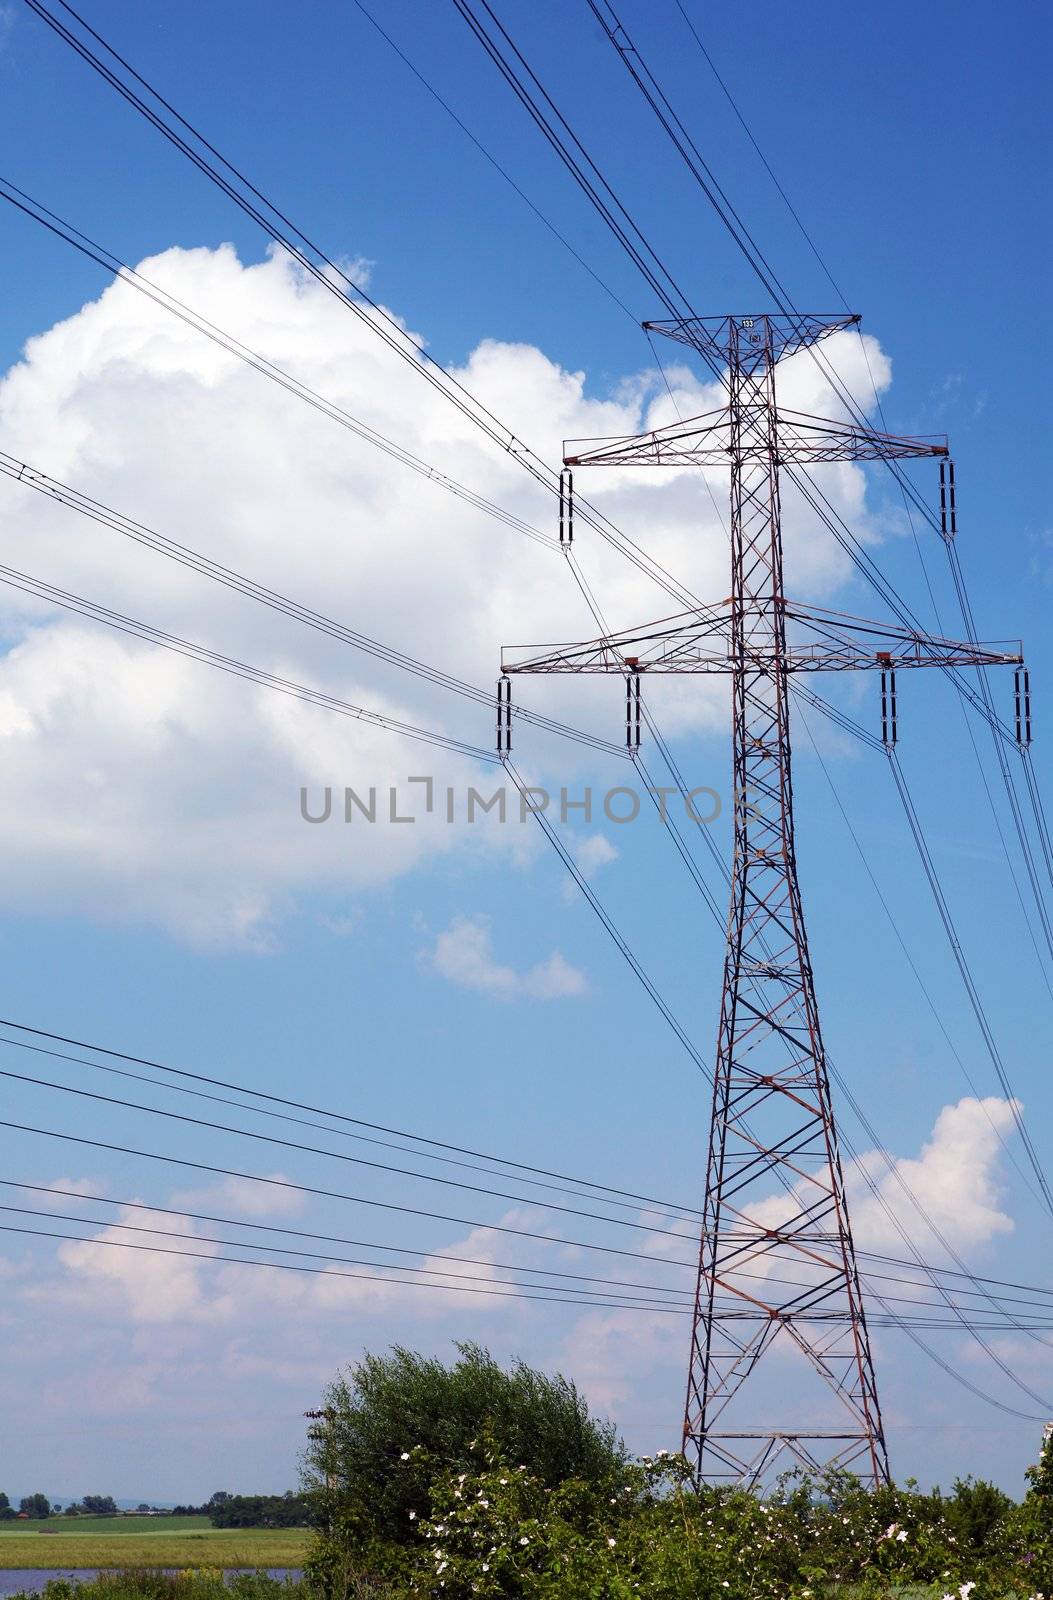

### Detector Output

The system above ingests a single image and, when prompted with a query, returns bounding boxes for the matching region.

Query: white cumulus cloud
[0,242,892,946]
[424,913,587,999]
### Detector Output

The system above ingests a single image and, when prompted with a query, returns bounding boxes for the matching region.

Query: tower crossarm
[563,406,947,470]
[775,409,947,464]
[643,311,861,366]
[501,600,1020,677]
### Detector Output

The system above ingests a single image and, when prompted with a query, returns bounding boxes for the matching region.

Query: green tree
[0,1492,13,1523]
[19,1494,50,1519]
[81,1496,117,1516]
[209,1493,307,1529]
[302,1342,624,1548]
[941,1474,1013,1553]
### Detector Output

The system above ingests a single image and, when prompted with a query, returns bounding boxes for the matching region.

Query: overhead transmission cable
[0,178,555,551]
[347,0,637,322]
[0,560,498,764]
[11,1176,1053,1317]
[15,1,701,615]
[0,1031,695,1227]
[0,1061,725,1243]
[0,1016,705,1219]
[7,1218,1051,1330]
[0,446,625,761]
[797,710,1048,1206]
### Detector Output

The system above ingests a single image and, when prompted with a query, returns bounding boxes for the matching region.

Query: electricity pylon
[500,312,1023,1488]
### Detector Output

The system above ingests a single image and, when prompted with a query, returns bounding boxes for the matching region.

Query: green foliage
[941,1476,1015,1555]
[306,1426,1053,1598]
[19,1494,51,1519]
[395,1446,1053,1599]
[82,1496,119,1516]
[208,1493,309,1529]
[302,1343,624,1548]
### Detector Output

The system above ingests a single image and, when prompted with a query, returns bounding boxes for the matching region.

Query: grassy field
[3,1520,211,1537]
[0,1522,310,1570]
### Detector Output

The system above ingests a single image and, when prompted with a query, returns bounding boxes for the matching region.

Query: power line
[0,1221,688,1315]
[0,1178,692,1298]
[0,559,499,764]
[3,1220,1047,1334]
[0,1115,702,1271]
[0,1202,693,1309]
[2,1024,1048,1303]
[886,748,1053,1217]
[797,709,1047,1209]
[0,177,556,552]
[0,1033,690,1225]
[0,1061,717,1243]
[16,1,702,614]
[0,446,625,761]
[671,2,850,307]
[0,1015,708,1220]
[348,0,638,322]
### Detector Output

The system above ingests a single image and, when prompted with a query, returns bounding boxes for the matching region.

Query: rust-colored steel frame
[501,312,1019,1490]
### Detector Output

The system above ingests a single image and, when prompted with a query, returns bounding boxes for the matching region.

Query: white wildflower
[519,1536,529,1546]
[608,1537,616,1548]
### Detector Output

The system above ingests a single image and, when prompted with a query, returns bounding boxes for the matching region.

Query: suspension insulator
[497,675,512,755]
[939,459,957,543]
[881,667,898,748]
[1015,666,1032,748]
[559,468,574,545]
[626,668,641,750]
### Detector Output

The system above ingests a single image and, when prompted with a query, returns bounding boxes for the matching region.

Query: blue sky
[0,0,1051,1502]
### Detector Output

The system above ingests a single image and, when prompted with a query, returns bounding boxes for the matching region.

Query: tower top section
[644,311,860,368]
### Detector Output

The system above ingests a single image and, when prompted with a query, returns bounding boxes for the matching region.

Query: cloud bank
[0,242,891,946]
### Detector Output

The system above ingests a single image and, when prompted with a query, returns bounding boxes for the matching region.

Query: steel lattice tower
[500,311,1021,1488]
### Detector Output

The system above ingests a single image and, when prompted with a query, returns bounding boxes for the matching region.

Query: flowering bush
[395,1445,1047,1599]
[307,1430,1053,1598]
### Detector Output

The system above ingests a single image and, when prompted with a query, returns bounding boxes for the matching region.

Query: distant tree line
[0,1489,305,1527]
[0,1493,55,1519]
[166,1492,307,1527]
[0,1494,146,1519]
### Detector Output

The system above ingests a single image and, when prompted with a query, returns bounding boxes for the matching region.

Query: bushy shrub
[314,1441,1050,1599]
[302,1343,624,1549]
